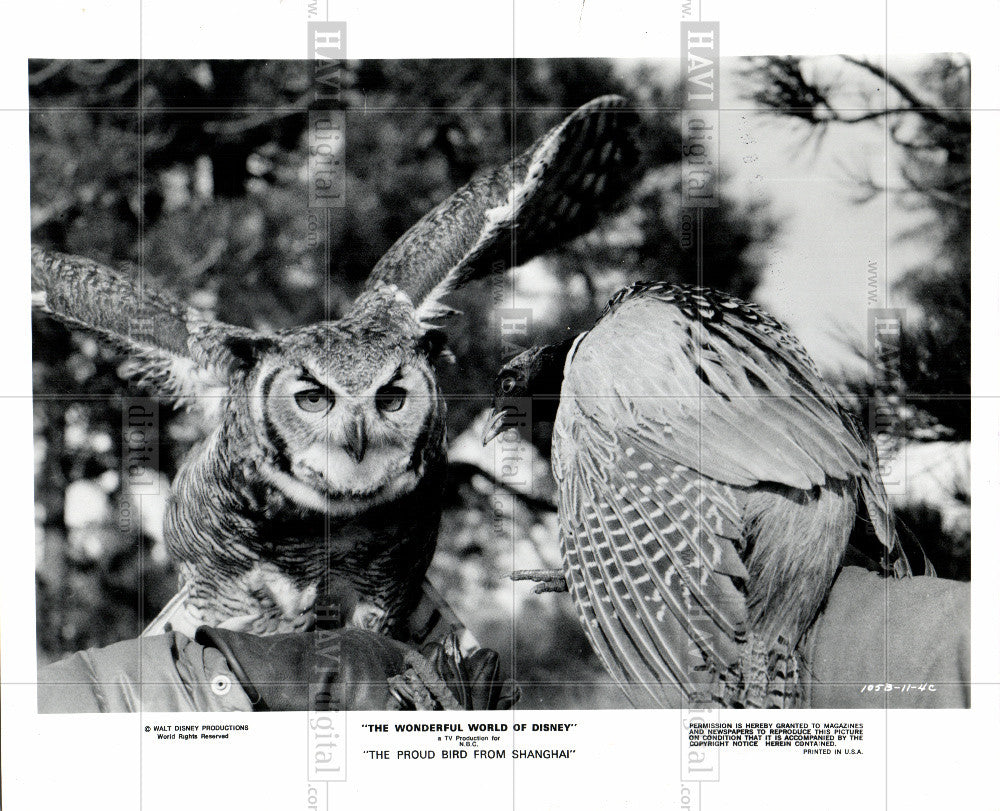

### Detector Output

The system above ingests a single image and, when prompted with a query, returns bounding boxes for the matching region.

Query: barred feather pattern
[552,282,910,707]
[166,428,447,635]
[161,321,450,636]
[364,95,639,323]
[33,247,449,638]
[30,246,239,414]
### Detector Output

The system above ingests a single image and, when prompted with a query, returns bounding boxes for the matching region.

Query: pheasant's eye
[501,376,517,394]
[376,384,407,413]
[295,388,334,413]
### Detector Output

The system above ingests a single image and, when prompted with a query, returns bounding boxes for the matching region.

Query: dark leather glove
[197,626,518,711]
[196,626,410,711]
[420,633,518,710]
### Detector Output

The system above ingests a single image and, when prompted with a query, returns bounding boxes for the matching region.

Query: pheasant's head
[483,336,580,445]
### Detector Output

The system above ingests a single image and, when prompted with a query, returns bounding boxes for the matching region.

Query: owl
[32,95,640,638]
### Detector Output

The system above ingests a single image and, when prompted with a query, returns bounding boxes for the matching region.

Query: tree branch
[839,56,962,129]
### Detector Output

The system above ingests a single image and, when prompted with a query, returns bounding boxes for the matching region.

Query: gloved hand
[800,566,970,708]
[394,632,518,710]
[196,626,517,711]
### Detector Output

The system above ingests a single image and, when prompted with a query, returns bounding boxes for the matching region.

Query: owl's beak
[344,417,367,463]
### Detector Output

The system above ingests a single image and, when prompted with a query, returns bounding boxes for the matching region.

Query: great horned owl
[32,96,639,637]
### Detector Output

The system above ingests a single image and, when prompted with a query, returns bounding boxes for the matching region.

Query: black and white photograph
[1,1,996,809]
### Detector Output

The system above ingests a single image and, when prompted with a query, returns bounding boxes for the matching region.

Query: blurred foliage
[744,54,971,440]
[742,54,971,593]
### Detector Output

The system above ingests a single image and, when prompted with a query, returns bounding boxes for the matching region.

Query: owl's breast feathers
[165,388,447,635]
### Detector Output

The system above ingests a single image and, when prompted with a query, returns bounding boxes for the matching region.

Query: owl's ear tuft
[221,334,276,373]
[416,328,452,364]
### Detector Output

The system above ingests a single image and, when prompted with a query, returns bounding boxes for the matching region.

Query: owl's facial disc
[260,358,435,513]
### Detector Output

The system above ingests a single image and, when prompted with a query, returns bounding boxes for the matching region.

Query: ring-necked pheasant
[486,282,926,707]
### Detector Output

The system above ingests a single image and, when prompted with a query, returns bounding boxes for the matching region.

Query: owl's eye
[376,384,407,413]
[501,376,517,394]
[295,388,334,413]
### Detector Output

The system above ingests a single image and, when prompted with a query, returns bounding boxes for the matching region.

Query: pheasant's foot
[511,568,568,593]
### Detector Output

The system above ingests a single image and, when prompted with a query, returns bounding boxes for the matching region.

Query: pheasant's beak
[344,417,368,463]
[482,402,520,446]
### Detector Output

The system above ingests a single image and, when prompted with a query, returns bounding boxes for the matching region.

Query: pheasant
[486,282,926,707]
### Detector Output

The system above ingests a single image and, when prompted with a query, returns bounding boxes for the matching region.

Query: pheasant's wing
[552,283,909,704]
[32,246,251,413]
[588,283,872,491]
[554,396,748,707]
[594,283,906,547]
[363,96,639,323]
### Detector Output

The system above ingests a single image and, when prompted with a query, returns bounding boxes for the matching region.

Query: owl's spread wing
[363,96,639,323]
[31,245,247,410]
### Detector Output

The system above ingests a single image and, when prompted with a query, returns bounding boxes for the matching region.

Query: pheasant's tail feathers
[763,644,803,709]
[363,96,640,325]
[723,637,802,709]
[31,245,236,412]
